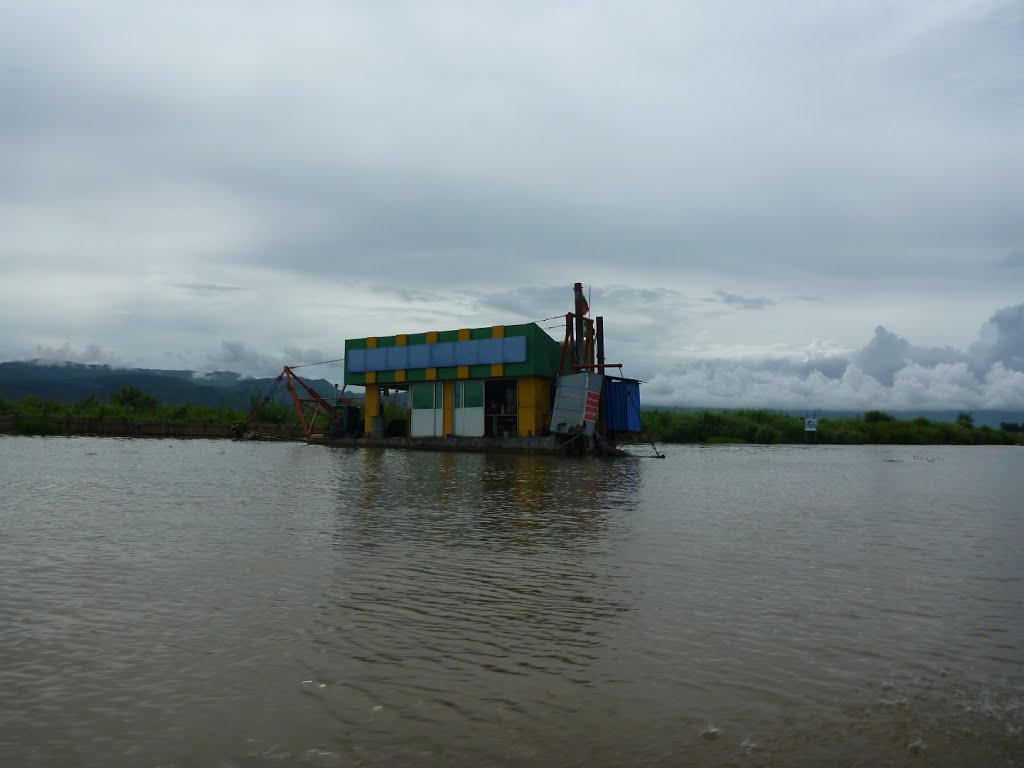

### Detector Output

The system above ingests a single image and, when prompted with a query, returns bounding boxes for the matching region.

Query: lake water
[1,437,1021,767]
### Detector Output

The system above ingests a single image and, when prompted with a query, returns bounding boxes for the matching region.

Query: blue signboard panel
[348,336,528,373]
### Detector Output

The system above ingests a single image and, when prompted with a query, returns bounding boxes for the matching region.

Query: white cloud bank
[645,303,1024,410]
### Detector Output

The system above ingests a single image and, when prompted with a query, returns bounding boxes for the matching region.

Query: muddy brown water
[1,437,1021,767]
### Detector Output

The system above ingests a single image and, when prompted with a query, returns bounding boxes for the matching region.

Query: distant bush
[864,410,895,423]
[111,386,159,412]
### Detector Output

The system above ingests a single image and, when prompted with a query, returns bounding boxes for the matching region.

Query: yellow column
[517,377,551,437]
[364,386,379,435]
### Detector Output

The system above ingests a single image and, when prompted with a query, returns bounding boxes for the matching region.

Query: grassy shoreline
[2,389,1022,444]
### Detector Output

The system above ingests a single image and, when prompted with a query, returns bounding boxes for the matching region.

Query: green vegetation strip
[0,386,299,436]
[639,409,1023,446]
[1,386,1021,445]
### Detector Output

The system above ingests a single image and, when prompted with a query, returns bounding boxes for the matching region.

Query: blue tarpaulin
[604,379,642,432]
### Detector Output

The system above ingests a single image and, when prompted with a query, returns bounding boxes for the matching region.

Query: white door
[410,382,444,437]
[453,380,485,436]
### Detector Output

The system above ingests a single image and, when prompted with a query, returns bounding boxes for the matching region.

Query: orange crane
[244,366,355,439]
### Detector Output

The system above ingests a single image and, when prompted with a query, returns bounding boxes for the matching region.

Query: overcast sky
[1,1,1022,410]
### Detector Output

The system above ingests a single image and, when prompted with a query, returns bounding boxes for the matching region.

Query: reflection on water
[0,437,1021,767]
[351,449,639,548]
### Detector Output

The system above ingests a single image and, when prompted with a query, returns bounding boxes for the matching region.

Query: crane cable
[289,357,345,370]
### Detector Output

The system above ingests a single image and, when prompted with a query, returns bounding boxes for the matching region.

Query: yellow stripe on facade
[367,337,378,349]
[426,368,437,381]
[491,327,504,377]
[458,328,470,341]
[457,365,469,379]
[366,371,376,384]
[394,336,407,382]
[426,331,438,343]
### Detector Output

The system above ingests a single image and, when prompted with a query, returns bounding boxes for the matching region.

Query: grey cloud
[851,327,912,387]
[175,283,243,296]
[392,289,452,306]
[203,341,290,378]
[201,341,345,378]
[18,343,129,368]
[4,1,1021,288]
[1,1,1022,409]
[460,286,694,329]
[799,357,850,381]
[852,326,967,386]
[970,303,1024,373]
[713,291,776,311]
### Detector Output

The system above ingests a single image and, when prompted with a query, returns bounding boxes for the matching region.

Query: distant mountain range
[0,361,352,412]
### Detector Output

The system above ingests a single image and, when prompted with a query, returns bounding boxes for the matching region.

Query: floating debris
[702,724,721,740]
[907,739,927,754]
